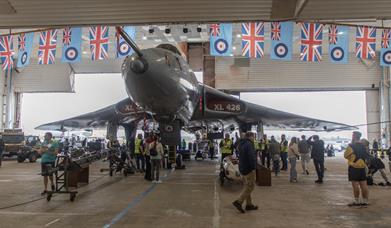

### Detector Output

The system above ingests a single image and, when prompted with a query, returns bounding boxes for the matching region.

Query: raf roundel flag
[116,26,136,58]
[380,29,391,67]
[61,27,82,63]
[328,25,349,64]
[17,32,34,68]
[210,23,232,56]
[270,21,293,61]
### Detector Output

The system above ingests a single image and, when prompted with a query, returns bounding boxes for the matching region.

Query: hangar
[0,0,391,227]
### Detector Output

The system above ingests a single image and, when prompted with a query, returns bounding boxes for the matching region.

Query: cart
[46,154,78,202]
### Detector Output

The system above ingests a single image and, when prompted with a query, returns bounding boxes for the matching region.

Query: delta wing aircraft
[37,27,356,145]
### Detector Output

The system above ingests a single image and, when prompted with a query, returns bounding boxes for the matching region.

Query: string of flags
[1,22,391,72]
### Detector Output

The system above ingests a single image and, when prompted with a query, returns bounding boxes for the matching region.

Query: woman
[149,136,164,183]
[288,137,300,183]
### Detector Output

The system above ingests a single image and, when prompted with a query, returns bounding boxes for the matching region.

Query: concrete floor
[0,155,390,228]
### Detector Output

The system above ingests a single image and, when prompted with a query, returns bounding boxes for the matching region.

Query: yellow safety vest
[280,140,288,153]
[254,140,260,150]
[135,139,142,154]
[260,139,269,151]
[221,139,232,154]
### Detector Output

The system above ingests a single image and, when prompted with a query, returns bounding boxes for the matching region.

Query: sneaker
[157,180,162,184]
[41,190,47,195]
[360,202,369,208]
[245,205,258,211]
[306,170,309,175]
[232,200,245,213]
[386,182,391,186]
[315,179,323,184]
[152,180,157,183]
[347,202,361,207]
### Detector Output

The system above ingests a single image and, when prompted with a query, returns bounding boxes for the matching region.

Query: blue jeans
[289,157,297,181]
[135,154,145,171]
[273,160,280,175]
[281,152,288,170]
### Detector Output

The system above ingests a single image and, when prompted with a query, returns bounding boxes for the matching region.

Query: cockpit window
[156,44,182,56]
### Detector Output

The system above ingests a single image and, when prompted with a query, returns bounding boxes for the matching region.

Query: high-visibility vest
[221,139,232,154]
[260,139,269,151]
[280,140,288,153]
[135,139,142,154]
[254,140,260,150]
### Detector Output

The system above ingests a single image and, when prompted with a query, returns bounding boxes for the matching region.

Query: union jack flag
[300,23,323,62]
[328,25,338,45]
[89,26,109,60]
[18,33,26,51]
[38,29,57,65]
[209,24,220,37]
[0,35,14,70]
[356,26,376,59]
[241,22,264,58]
[381,29,391,49]
[271,22,281,41]
[63,27,72,45]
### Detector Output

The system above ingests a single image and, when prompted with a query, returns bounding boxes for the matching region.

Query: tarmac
[0,154,390,228]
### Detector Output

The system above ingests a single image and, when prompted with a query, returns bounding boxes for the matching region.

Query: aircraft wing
[35,98,145,131]
[191,85,357,132]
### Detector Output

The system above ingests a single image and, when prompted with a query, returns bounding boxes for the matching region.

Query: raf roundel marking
[20,52,28,65]
[214,38,228,54]
[274,43,288,58]
[382,50,391,65]
[65,47,78,61]
[331,47,344,61]
[118,41,130,56]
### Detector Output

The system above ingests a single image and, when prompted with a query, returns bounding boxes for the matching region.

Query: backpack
[150,142,158,156]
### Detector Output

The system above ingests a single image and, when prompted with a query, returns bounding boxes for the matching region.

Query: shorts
[348,166,366,182]
[41,162,55,176]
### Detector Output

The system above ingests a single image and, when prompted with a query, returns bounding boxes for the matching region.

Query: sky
[21,73,367,140]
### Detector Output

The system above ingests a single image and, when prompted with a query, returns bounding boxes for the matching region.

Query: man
[220,133,233,161]
[232,132,258,213]
[134,134,145,172]
[280,134,288,171]
[298,135,311,175]
[269,136,281,176]
[366,156,391,186]
[307,135,325,183]
[344,131,370,207]
[38,132,59,195]
[260,134,270,169]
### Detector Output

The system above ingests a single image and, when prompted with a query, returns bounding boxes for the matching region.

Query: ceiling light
[236,34,241,38]
[233,46,236,50]
[142,35,147,40]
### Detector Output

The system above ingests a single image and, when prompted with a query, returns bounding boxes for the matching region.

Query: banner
[0,35,14,71]
[328,25,349,64]
[300,22,323,62]
[241,22,264,58]
[38,29,58,65]
[89,26,109,60]
[380,29,391,66]
[210,23,232,56]
[61,27,82,63]
[116,26,136,58]
[355,26,376,60]
[270,21,293,61]
[17,32,34,68]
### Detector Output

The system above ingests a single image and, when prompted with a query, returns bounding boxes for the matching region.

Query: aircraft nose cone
[130,58,148,74]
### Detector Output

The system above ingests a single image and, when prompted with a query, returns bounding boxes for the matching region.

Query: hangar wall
[215,53,381,91]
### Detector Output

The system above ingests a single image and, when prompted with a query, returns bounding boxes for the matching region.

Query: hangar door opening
[240,91,367,140]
